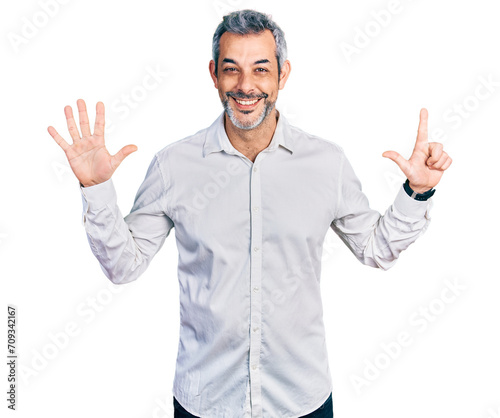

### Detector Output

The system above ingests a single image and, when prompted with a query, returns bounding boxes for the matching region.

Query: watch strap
[403,179,435,201]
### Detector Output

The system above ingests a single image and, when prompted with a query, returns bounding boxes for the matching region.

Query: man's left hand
[382,108,452,193]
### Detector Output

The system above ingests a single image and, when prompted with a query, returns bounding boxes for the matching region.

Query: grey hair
[212,9,287,78]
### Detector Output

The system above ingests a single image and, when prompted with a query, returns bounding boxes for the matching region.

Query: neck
[224,109,279,162]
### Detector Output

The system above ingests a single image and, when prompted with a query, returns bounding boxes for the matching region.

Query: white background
[1,0,499,417]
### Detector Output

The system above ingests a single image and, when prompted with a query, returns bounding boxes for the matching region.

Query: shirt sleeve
[330,151,432,270]
[80,153,175,284]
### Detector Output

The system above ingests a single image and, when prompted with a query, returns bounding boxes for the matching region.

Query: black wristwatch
[403,179,435,201]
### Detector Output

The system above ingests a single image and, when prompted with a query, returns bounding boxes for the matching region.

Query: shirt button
[253,327,259,332]
[253,287,259,292]
[252,364,257,370]
[253,166,258,172]
[254,247,259,252]
[253,206,259,212]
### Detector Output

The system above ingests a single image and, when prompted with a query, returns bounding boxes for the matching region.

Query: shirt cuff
[80,179,117,225]
[80,178,117,206]
[393,184,431,219]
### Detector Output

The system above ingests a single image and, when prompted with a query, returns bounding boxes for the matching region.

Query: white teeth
[235,99,259,105]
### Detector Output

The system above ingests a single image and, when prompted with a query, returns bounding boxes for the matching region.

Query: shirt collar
[203,109,294,158]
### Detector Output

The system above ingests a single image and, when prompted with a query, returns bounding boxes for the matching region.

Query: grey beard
[222,98,275,130]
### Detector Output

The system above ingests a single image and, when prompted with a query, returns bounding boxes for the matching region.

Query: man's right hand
[47,99,137,187]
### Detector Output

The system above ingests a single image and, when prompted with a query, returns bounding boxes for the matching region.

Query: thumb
[111,144,138,168]
[382,150,410,174]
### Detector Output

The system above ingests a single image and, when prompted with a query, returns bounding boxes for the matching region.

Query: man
[47,9,451,418]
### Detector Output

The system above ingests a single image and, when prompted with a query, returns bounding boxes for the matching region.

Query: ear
[209,60,218,88]
[278,60,291,90]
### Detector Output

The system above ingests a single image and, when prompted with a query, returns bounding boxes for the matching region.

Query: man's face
[210,29,290,130]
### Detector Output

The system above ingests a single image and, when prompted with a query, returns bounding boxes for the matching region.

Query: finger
[430,153,451,170]
[64,105,81,143]
[94,101,105,137]
[440,156,453,171]
[77,99,92,137]
[47,126,71,152]
[426,142,444,166]
[382,150,410,174]
[110,144,138,170]
[413,108,429,152]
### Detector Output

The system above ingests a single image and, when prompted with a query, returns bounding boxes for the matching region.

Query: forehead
[219,29,277,63]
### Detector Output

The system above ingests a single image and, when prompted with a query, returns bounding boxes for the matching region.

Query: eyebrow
[222,58,271,65]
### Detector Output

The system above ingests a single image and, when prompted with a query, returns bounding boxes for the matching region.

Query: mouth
[230,96,263,111]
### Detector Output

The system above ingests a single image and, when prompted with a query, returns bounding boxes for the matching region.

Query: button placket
[248,161,263,417]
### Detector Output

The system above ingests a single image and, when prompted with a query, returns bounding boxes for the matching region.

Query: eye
[223,67,237,72]
[255,68,268,72]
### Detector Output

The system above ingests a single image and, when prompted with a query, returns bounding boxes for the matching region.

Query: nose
[235,70,255,95]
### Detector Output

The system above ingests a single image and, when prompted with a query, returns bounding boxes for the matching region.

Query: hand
[382,108,452,193]
[47,99,137,187]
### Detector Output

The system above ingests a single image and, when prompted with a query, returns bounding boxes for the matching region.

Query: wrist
[80,179,105,188]
[404,179,435,201]
[408,183,431,194]
[80,182,98,188]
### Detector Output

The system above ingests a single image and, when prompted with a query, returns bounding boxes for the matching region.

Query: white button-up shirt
[80,111,431,417]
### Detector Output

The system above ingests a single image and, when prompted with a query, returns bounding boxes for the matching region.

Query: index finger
[415,107,429,146]
[64,105,81,142]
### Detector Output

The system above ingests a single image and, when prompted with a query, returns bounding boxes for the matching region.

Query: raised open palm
[382,108,452,193]
[47,99,137,187]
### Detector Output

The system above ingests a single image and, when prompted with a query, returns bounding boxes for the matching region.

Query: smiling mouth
[235,98,259,105]
[231,96,262,110]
